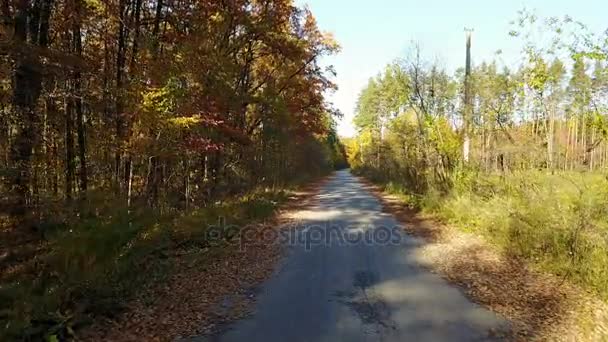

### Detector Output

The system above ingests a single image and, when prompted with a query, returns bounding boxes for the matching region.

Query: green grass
[0,188,291,341]
[357,167,608,300]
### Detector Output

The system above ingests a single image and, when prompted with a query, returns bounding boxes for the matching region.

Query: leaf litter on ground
[78,177,330,341]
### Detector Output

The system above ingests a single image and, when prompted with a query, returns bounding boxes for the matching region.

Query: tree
[0,0,343,222]
[350,11,608,192]
[463,30,473,163]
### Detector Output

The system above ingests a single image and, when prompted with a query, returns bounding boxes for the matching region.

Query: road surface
[197,170,509,341]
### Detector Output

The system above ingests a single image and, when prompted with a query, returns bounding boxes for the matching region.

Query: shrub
[433,171,608,299]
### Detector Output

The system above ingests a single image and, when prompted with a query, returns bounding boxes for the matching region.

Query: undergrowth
[0,188,291,341]
[355,167,608,300]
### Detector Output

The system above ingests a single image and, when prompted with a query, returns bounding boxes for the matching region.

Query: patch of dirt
[79,176,330,341]
[359,178,608,342]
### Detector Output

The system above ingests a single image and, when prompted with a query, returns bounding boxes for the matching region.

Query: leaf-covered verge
[0,175,328,341]
[357,172,608,341]
[77,176,329,341]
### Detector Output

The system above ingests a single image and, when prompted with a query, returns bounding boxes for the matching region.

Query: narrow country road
[198,170,509,341]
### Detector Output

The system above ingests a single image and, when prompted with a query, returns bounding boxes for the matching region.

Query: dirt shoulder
[359,177,608,342]
[79,177,329,341]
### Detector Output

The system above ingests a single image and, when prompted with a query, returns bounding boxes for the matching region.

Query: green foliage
[439,172,608,297]
[365,169,608,300]
[354,78,382,130]
[0,189,292,341]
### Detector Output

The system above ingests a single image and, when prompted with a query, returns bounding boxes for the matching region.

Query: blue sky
[295,0,607,137]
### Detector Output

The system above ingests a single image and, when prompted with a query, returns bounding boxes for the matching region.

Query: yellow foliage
[84,0,105,15]
[167,115,203,128]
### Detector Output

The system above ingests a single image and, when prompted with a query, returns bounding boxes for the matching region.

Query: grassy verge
[0,186,298,341]
[354,167,608,301]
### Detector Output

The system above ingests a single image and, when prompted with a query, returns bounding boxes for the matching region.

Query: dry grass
[360,177,608,341]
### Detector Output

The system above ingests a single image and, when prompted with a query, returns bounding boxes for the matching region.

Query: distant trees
[0,0,344,224]
[349,13,608,191]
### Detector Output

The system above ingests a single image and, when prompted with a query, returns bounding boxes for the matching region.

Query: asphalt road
[198,170,509,342]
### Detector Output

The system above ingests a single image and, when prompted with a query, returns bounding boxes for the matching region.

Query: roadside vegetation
[2,189,291,340]
[347,9,608,313]
[0,1,347,340]
[358,168,608,300]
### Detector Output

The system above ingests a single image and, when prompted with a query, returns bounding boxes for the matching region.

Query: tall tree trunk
[73,0,87,196]
[590,128,596,170]
[123,0,142,205]
[573,118,578,169]
[127,156,133,207]
[547,105,554,170]
[145,0,164,207]
[52,139,58,196]
[115,0,128,190]
[8,0,50,218]
[184,159,190,210]
[463,31,472,163]
[581,114,587,166]
[102,5,112,187]
[65,93,75,201]
[152,0,163,40]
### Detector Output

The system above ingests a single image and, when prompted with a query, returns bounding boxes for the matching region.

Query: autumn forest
[2,0,608,341]
[1,0,345,340]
